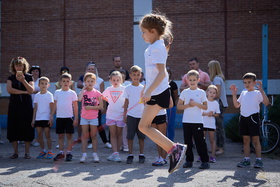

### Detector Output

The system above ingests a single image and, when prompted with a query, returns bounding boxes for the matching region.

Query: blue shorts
[80,117,98,126]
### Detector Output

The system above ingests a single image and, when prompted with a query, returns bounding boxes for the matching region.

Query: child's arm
[49,102,54,127]
[257,81,270,106]
[189,99,207,110]
[51,100,57,118]
[123,98,129,123]
[31,103,38,127]
[142,64,165,103]
[230,84,240,108]
[78,88,85,102]
[177,98,191,110]
[73,100,78,126]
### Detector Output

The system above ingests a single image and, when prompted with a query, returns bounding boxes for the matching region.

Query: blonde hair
[109,71,122,81]
[39,76,50,83]
[60,72,72,80]
[208,60,225,82]
[84,72,96,82]
[130,65,142,73]
[207,85,218,93]
[187,70,199,79]
[9,57,30,74]
[139,12,173,42]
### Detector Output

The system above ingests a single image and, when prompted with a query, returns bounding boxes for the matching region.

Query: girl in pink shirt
[78,73,103,163]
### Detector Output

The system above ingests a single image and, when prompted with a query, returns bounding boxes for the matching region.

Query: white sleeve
[123,87,129,99]
[179,90,185,102]
[151,47,165,65]
[215,101,221,114]
[237,91,243,103]
[53,91,58,101]
[72,91,78,101]
[201,91,207,103]
[258,91,263,103]
[34,94,38,103]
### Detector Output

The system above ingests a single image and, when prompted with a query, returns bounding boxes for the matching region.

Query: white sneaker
[93,153,99,163]
[80,154,87,163]
[114,153,121,162]
[123,148,129,152]
[32,141,40,147]
[107,153,116,161]
[88,144,93,149]
[105,142,112,149]
[56,144,59,149]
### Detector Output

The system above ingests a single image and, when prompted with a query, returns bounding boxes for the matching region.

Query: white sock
[92,152,97,156]
[82,152,87,157]
[244,157,250,160]
[256,157,262,160]
[139,154,144,156]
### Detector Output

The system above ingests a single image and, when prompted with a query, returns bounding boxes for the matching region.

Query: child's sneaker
[196,157,201,162]
[53,153,65,161]
[183,161,193,168]
[80,154,87,163]
[199,162,210,169]
[237,159,251,168]
[168,143,187,174]
[126,155,134,164]
[36,151,47,159]
[254,159,263,169]
[105,142,112,149]
[93,153,99,163]
[45,152,54,159]
[210,156,216,163]
[107,153,116,161]
[139,155,145,163]
[114,153,121,162]
[65,153,73,161]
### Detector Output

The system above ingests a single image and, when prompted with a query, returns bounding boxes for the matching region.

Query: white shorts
[80,117,98,126]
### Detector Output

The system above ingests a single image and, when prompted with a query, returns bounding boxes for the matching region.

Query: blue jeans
[167,106,176,141]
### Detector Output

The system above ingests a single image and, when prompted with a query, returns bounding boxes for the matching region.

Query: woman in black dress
[6,57,34,159]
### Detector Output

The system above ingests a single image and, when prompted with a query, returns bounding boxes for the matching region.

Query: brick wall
[0,0,133,82]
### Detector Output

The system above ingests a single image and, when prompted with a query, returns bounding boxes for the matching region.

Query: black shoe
[139,155,145,164]
[126,156,134,164]
[53,153,65,161]
[65,153,72,162]
[199,162,210,169]
[168,143,187,174]
[183,162,193,168]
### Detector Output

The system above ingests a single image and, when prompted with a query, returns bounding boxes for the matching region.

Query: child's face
[39,80,49,92]
[61,78,71,90]
[207,88,217,100]
[141,27,157,44]
[110,75,122,87]
[187,75,200,89]
[85,77,96,89]
[130,71,141,84]
[243,78,257,91]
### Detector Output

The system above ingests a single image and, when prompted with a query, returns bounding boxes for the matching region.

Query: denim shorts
[80,117,98,126]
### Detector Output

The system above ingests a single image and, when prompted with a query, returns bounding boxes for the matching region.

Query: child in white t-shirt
[78,72,103,163]
[123,65,145,164]
[102,71,126,162]
[202,85,220,163]
[177,70,210,169]
[52,73,78,162]
[230,72,269,168]
[31,77,54,159]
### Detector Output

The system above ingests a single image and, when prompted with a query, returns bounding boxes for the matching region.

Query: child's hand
[142,91,151,103]
[230,84,238,95]
[123,115,127,123]
[85,106,92,110]
[31,120,35,128]
[49,118,53,127]
[189,99,196,107]
[207,111,214,117]
[74,119,78,127]
[257,81,264,92]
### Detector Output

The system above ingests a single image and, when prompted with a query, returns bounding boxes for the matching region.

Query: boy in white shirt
[32,77,54,159]
[230,72,269,168]
[177,70,210,169]
[123,65,145,164]
[52,73,78,162]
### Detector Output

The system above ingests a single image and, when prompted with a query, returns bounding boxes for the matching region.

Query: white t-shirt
[122,81,131,87]
[94,77,104,91]
[144,39,169,96]
[124,84,144,118]
[34,91,54,120]
[54,89,78,118]
[237,90,263,117]
[179,88,207,124]
[212,76,228,107]
[157,109,166,116]
[103,85,125,121]
[202,100,220,129]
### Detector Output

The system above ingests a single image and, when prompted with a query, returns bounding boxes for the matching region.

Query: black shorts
[239,113,260,136]
[126,115,145,140]
[203,128,215,131]
[147,88,170,109]
[34,120,50,128]
[56,118,74,134]
[152,114,167,125]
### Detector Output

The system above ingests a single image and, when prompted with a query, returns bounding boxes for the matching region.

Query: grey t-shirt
[213,76,228,107]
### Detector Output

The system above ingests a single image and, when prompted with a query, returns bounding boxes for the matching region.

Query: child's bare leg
[36,127,44,150]
[252,136,261,158]
[117,127,123,152]
[44,127,52,150]
[109,125,118,152]
[58,134,64,151]
[81,125,89,153]
[90,126,98,153]
[243,136,250,157]
[209,131,216,157]
[139,104,174,152]
[139,139,144,154]
[128,139,133,154]
[66,133,73,151]
[25,141,31,154]
[12,141,18,154]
